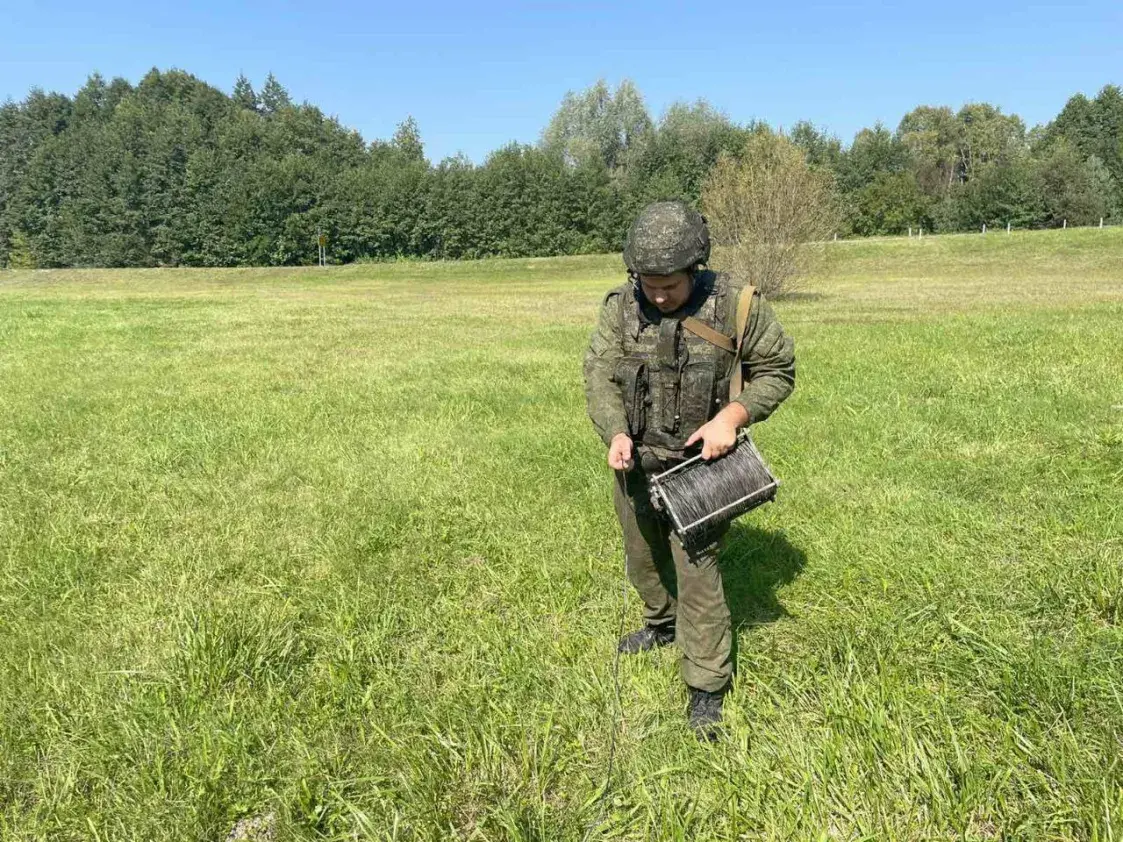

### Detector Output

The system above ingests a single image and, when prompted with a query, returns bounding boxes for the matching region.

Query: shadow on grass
[719,524,806,673]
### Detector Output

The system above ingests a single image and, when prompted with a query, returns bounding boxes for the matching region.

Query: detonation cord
[582,472,631,842]
[582,567,627,842]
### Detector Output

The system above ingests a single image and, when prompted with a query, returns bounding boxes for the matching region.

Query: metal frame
[650,436,779,536]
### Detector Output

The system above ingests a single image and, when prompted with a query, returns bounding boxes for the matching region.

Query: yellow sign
[317,234,327,247]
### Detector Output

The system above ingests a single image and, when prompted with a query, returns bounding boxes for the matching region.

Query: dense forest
[1,70,1121,268]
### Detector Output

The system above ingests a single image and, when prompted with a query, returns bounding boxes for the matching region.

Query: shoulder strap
[729,285,757,402]
[616,285,628,352]
[681,317,735,353]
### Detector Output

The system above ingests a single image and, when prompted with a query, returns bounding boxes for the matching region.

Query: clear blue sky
[3,0,1120,163]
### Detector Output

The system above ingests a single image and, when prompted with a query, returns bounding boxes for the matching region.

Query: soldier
[583,200,796,740]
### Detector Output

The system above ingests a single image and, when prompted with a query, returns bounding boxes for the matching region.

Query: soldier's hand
[686,404,747,460]
[608,434,634,471]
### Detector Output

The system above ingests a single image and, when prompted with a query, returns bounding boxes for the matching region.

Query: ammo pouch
[614,359,648,437]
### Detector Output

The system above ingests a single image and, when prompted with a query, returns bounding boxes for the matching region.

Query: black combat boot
[616,624,675,654]
[687,685,726,742]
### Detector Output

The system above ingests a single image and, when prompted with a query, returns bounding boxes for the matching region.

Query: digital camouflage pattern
[583,268,795,693]
[583,270,795,453]
[622,200,711,276]
[614,469,732,692]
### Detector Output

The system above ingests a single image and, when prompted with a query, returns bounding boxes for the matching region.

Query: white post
[919,227,923,239]
[1007,222,1011,234]
[1063,219,1067,229]
[982,224,986,234]
[833,233,838,241]
[908,227,912,238]
[1101,217,1105,229]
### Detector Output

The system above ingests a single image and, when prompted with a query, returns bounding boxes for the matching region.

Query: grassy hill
[2,228,1122,839]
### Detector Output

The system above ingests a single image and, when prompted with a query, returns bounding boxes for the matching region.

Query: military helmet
[623,200,711,276]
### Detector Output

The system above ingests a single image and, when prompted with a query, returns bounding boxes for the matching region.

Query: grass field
[1,229,1122,840]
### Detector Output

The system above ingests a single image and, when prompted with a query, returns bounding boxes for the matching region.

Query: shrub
[701,132,840,297]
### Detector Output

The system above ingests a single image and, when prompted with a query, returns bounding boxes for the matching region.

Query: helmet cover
[623,200,711,275]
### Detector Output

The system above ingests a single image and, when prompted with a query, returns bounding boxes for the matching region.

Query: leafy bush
[701,132,840,297]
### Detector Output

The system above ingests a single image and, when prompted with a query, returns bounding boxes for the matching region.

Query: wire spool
[649,435,778,546]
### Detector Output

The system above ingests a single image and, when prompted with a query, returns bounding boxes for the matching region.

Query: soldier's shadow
[718,523,806,672]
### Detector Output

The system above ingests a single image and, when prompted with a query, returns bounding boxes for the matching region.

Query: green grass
[1,228,1122,840]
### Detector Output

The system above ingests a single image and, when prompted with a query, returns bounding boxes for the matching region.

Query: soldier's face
[639,271,693,313]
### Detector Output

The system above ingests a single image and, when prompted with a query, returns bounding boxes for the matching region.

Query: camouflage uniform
[583,219,795,693]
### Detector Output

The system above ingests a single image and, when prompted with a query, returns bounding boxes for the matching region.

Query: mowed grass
[1,228,1122,840]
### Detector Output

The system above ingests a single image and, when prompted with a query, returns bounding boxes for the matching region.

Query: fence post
[1007,222,1011,234]
[1101,217,1105,229]
[1063,219,1067,229]
[982,224,986,234]
[908,227,912,238]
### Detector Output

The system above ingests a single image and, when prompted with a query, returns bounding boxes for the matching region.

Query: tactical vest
[614,271,742,457]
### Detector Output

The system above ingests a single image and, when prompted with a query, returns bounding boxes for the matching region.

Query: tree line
[1,70,1120,268]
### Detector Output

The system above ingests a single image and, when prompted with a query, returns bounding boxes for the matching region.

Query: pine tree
[259,73,291,116]
[232,74,259,113]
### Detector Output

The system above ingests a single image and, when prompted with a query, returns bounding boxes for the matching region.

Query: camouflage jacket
[582,271,795,455]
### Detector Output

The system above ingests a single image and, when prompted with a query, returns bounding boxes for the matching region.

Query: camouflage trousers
[613,468,732,693]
